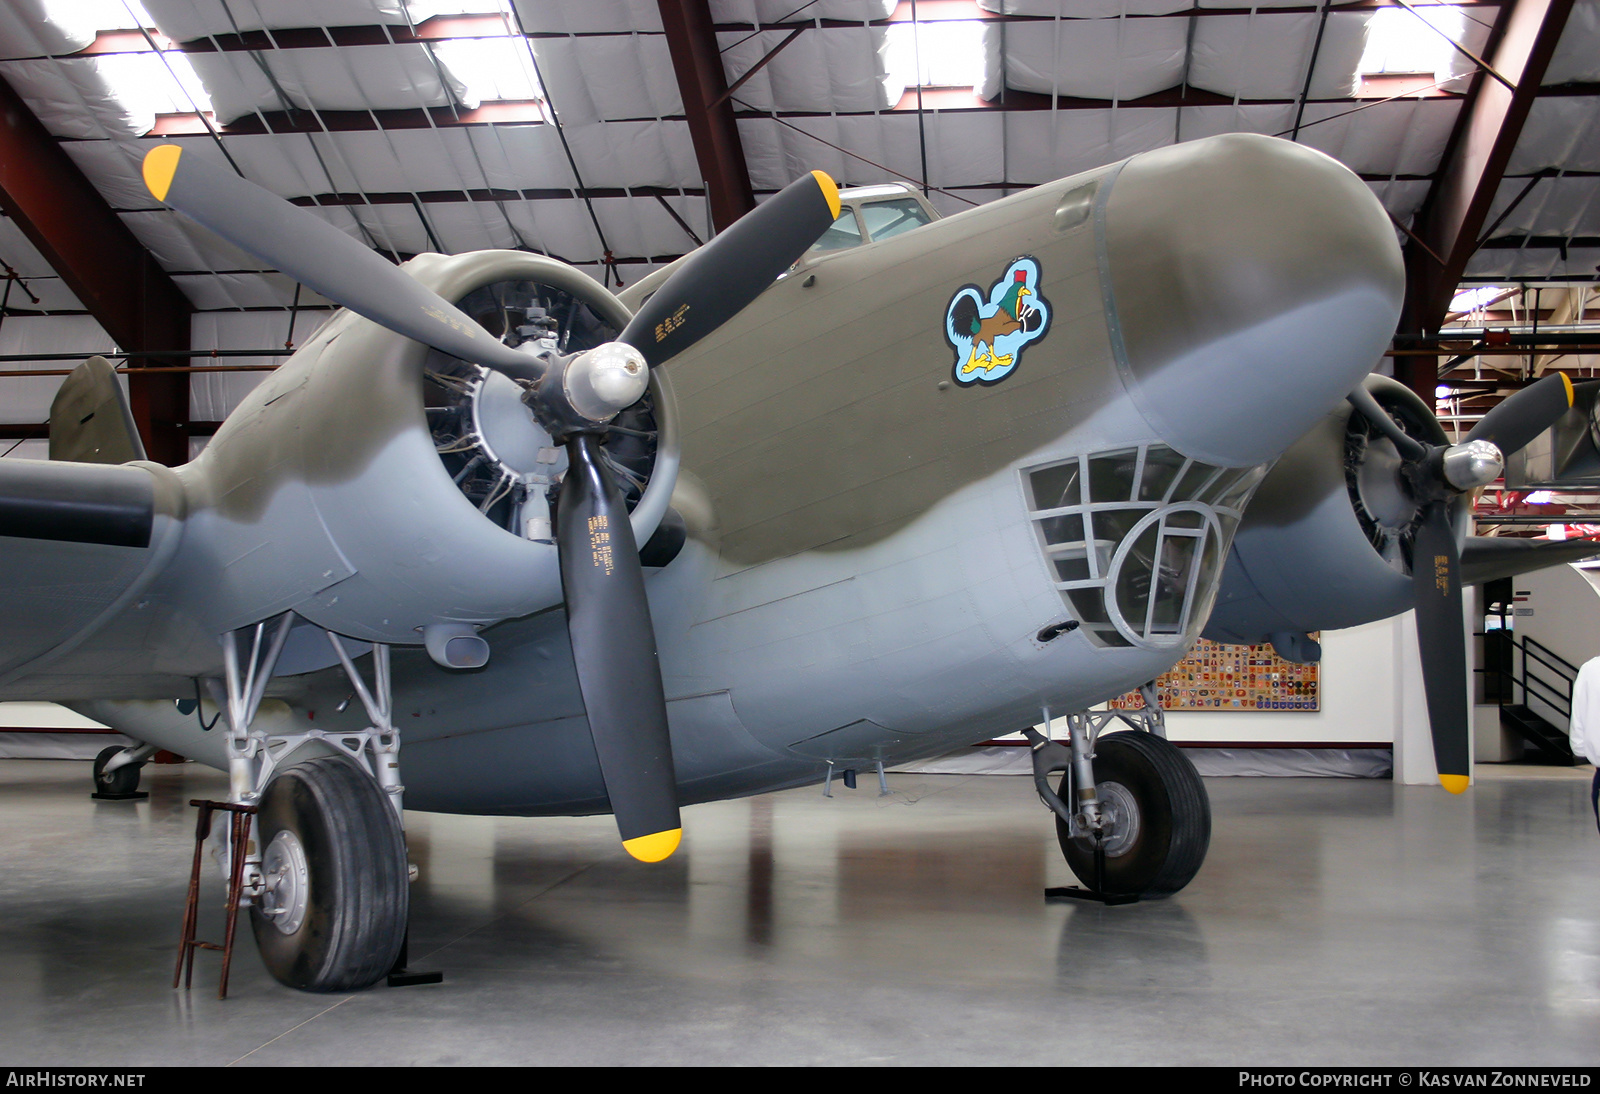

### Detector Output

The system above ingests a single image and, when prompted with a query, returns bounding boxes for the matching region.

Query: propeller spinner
[144,145,842,860]
[1347,372,1575,793]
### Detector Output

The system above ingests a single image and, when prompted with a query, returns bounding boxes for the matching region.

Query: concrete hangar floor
[1,758,1597,1067]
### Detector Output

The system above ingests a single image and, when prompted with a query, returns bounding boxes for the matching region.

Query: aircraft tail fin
[48,356,147,465]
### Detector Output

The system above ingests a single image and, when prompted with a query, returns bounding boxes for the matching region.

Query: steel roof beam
[0,75,192,466]
[1401,0,1577,337]
[657,0,755,233]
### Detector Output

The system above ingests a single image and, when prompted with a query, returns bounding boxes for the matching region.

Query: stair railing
[1507,634,1579,725]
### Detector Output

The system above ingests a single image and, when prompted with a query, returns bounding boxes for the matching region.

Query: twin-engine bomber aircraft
[0,133,1582,993]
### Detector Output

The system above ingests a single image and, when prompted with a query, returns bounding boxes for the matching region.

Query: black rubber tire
[249,755,408,992]
[92,746,141,796]
[1055,731,1211,897]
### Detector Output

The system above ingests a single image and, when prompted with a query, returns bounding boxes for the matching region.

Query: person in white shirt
[1568,656,1600,833]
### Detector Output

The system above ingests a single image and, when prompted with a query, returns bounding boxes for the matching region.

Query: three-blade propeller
[1348,372,1575,793]
[144,145,842,860]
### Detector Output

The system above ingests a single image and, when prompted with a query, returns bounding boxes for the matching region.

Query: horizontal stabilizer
[0,459,154,548]
[49,357,146,465]
[1459,536,1600,587]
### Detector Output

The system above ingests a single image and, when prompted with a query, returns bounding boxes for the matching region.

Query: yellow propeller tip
[1561,370,1575,408]
[1439,773,1470,795]
[622,827,682,862]
[811,170,841,220]
[142,145,182,202]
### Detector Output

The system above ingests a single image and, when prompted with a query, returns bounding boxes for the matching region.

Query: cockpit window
[802,195,935,259]
[858,198,932,242]
[809,210,864,253]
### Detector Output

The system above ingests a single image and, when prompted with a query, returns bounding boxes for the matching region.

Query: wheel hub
[258,830,310,935]
[1090,779,1141,856]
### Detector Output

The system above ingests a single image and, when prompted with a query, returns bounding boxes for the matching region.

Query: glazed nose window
[1023,444,1266,649]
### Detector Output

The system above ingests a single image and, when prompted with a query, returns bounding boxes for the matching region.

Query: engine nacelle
[1202,375,1466,649]
[170,250,678,649]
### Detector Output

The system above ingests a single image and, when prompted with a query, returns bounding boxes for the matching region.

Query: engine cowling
[174,250,678,649]
[1201,374,1467,649]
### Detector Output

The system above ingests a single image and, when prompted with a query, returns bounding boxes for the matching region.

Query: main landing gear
[251,754,408,991]
[1026,684,1211,902]
[186,614,423,994]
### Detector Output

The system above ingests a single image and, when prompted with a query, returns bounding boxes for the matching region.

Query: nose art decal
[944,256,1051,387]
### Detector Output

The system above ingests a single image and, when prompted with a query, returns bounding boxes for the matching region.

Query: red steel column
[1401,0,1576,349]
[657,0,757,233]
[0,75,192,464]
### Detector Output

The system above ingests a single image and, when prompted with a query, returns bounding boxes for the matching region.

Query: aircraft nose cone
[1102,134,1404,466]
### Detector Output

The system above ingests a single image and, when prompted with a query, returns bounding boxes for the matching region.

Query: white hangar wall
[1495,563,1600,731]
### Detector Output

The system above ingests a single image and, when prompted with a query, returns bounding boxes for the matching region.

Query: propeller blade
[621,170,840,367]
[556,434,680,862]
[1348,384,1428,460]
[1411,500,1471,794]
[140,145,544,383]
[1464,371,1575,455]
[542,175,838,860]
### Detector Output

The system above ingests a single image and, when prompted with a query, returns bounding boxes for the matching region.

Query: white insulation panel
[142,0,410,41]
[0,0,97,60]
[512,0,666,34]
[531,35,683,124]
[0,314,115,424]
[717,26,896,114]
[188,44,472,124]
[188,310,331,420]
[1545,0,1600,86]
[1482,174,1600,240]
[1508,97,1600,175]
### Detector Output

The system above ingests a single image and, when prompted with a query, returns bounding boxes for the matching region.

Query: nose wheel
[1054,731,1210,898]
[91,744,153,801]
[1026,691,1211,901]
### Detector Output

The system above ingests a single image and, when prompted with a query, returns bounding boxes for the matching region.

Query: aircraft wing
[1459,535,1600,587]
[0,457,184,690]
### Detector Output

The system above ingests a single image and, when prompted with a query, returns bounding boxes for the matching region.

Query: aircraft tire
[249,755,407,992]
[1055,730,1210,897]
[92,745,141,797]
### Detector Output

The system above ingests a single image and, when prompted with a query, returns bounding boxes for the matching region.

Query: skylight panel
[1448,286,1506,313]
[1358,4,1467,78]
[429,37,542,105]
[95,51,213,121]
[49,0,146,37]
[407,0,507,18]
[884,20,986,91]
[35,0,212,134]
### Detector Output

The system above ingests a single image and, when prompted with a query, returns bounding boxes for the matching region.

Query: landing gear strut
[1027,685,1211,901]
[184,614,421,994]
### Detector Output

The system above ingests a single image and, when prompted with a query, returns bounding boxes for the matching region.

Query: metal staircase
[1482,629,1580,764]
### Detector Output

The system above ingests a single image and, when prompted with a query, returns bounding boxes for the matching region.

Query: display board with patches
[943,257,1050,386]
[1107,637,1320,711]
